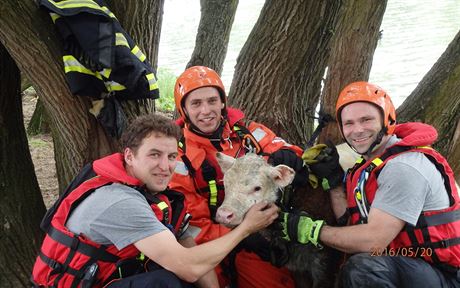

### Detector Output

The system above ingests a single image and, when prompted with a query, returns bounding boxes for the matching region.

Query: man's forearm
[319,208,405,254]
[140,227,247,283]
[137,202,276,283]
[194,269,219,288]
[330,186,347,220]
[320,224,377,254]
[185,224,249,269]
[178,236,219,288]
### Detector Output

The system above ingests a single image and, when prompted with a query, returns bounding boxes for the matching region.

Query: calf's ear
[268,165,295,187]
[216,152,236,173]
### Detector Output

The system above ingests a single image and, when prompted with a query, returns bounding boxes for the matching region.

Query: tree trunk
[319,0,387,145]
[109,0,165,118]
[186,0,239,74]
[0,0,118,191]
[0,42,45,288]
[0,0,164,191]
[21,73,32,92]
[27,98,51,136]
[397,30,460,182]
[228,0,342,145]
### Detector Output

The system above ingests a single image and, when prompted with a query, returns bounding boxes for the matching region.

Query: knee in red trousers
[235,250,295,288]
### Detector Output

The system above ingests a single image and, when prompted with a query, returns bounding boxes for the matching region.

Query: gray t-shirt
[371,136,450,226]
[66,183,167,250]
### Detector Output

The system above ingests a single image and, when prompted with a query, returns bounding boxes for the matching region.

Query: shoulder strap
[351,146,414,224]
[40,163,97,232]
[163,190,192,238]
[374,146,454,202]
[233,123,265,155]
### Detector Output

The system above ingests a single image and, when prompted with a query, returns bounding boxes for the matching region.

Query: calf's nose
[215,207,235,224]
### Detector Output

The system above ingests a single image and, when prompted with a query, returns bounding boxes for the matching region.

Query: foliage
[156,67,177,111]
[28,138,49,148]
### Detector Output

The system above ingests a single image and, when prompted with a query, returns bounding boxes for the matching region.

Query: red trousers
[216,250,295,288]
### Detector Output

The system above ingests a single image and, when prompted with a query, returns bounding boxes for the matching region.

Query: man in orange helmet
[169,66,309,287]
[278,81,460,287]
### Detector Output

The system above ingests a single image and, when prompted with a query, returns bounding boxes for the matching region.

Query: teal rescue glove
[279,211,325,248]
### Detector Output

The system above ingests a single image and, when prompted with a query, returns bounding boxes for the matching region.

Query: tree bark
[397,30,460,182]
[21,73,32,92]
[186,0,239,74]
[0,42,45,288]
[228,0,342,145]
[319,0,387,145]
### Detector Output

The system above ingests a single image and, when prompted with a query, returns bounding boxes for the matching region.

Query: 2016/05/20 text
[370,247,432,257]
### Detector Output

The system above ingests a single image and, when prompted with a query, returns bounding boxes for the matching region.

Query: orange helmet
[336,81,396,135]
[174,66,226,119]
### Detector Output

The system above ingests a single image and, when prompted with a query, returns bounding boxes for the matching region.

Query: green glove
[279,211,325,248]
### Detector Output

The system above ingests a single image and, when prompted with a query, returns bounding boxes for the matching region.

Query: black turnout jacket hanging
[39,0,160,137]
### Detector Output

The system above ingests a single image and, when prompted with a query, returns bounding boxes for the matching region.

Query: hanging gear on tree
[38,0,160,138]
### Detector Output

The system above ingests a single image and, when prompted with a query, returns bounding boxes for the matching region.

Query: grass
[156,67,177,111]
[28,138,49,148]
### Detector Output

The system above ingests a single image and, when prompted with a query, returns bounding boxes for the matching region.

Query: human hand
[278,211,324,247]
[303,143,344,190]
[240,202,278,235]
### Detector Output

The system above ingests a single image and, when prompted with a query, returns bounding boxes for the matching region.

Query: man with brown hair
[32,113,278,288]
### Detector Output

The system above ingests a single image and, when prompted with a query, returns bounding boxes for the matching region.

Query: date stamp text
[370,247,432,257]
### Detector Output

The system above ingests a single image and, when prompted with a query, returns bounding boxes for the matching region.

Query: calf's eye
[254,186,261,192]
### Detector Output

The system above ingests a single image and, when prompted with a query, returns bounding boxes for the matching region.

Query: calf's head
[215,152,295,227]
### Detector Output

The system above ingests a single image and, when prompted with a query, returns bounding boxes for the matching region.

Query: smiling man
[277,82,460,288]
[31,113,278,288]
[169,66,311,288]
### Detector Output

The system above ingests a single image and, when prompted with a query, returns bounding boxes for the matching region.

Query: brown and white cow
[215,152,345,288]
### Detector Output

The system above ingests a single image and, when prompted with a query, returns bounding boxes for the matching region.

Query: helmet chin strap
[364,128,386,158]
[345,127,387,158]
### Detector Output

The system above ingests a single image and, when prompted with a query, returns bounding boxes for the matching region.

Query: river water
[158,0,460,107]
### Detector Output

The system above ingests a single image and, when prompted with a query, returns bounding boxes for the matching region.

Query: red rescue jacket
[346,123,460,271]
[31,153,189,287]
[170,107,302,244]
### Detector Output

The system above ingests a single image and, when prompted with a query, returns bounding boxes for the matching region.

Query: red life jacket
[31,153,190,288]
[346,123,460,271]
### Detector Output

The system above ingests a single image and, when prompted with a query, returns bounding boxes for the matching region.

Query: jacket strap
[48,226,119,263]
